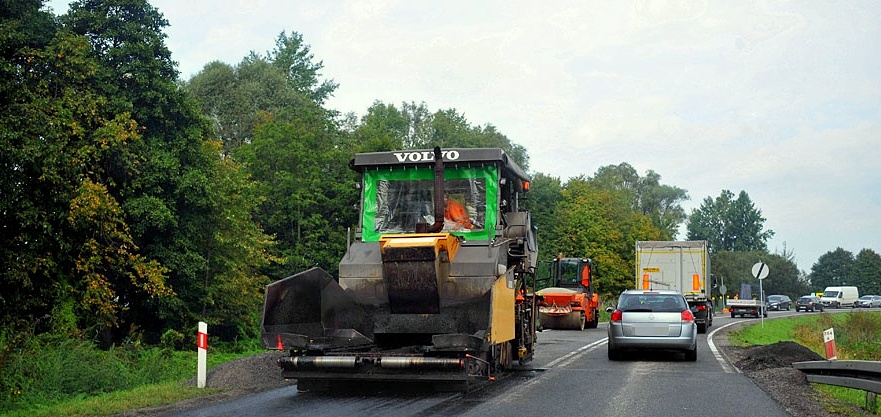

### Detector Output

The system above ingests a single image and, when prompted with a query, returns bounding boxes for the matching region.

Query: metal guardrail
[792,360,881,411]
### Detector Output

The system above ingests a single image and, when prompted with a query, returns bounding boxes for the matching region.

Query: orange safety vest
[445,198,473,229]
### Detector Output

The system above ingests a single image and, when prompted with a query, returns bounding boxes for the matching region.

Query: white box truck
[820,286,859,308]
[635,241,714,333]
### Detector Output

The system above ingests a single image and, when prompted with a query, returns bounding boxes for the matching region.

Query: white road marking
[707,321,742,374]
[545,338,608,368]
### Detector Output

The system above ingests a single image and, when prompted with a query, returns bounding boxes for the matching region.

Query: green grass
[0,333,262,417]
[1,382,222,417]
[730,310,881,416]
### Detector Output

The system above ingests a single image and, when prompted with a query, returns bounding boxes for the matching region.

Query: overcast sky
[47,0,880,273]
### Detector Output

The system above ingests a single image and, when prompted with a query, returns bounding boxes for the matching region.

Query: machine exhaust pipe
[279,356,464,370]
[378,357,464,369]
[278,356,358,370]
[428,146,445,233]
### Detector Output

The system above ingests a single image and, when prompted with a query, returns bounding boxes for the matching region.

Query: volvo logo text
[393,150,460,162]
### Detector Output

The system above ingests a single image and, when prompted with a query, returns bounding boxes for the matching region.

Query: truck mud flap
[260,267,374,351]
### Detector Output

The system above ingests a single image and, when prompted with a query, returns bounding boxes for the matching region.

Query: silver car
[607,290,697,361]
[854,295,881,308]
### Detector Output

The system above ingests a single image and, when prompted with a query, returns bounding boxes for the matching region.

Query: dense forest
[3,0,880,354]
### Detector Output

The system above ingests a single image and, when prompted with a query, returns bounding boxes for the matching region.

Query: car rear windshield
[618,294,687,312]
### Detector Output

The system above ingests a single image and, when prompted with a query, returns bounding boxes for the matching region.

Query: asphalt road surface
[167,311,807,417]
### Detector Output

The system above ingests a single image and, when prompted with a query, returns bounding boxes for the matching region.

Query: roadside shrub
[0,327,33,408]
[160,329,185,351]
[0,329,197,413]
[837,311,881,361]
[791,312,881,360]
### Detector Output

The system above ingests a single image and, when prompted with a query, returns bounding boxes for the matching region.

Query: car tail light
[696,305,707,311]
[610,309,623,322]
[681,310,695,323]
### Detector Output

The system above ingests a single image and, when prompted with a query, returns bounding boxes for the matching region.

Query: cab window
[361,166,498,241]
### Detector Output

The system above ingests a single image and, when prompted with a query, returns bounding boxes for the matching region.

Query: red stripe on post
[197,331,208,350]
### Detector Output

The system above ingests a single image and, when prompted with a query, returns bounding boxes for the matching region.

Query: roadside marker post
[197,321,208,388]
[823,327,837,360]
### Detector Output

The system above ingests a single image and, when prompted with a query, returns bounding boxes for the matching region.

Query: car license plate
[633,324,674,337]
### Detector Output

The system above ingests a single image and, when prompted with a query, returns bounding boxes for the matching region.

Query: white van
[820,286,859,308]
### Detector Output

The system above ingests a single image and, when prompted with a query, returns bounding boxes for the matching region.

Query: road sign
[752,262,769,280]
[823,328,837,360]
[720,284,727,295]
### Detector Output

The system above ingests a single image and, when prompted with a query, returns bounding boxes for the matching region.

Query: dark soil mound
[735,341,824,372]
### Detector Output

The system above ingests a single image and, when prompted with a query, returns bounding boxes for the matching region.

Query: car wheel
[697,323,706,333]
[608,345,622,361]
[730,312,735,318]
[684,345,697,362]
[587,309,599,329]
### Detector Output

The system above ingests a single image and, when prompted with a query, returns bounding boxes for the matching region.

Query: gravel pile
[197,351,291,392]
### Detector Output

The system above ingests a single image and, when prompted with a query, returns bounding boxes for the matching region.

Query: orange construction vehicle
[536,257,600,330]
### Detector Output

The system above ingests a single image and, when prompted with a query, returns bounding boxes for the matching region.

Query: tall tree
[183,61,244,151]
[686,189,774,252]
[235,101,357,279]
[61,0,273,341]
[525,173,563,242]
[544,177,662,297]
[590,163,688,239]
[185,31,338,156]
[350,101,409,152]
[0,8,172,334]
[851,249,881,295]
[809,247,854,290]
[268,31,338,105]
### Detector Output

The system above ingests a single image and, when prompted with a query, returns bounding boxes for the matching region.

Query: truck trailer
[634,241,714,333]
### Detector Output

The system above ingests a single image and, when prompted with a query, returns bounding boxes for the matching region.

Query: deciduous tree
[851,249,881,295]
[686,189,774,252]
[59,0,274,341]
[590,163,688,239]
[809,247,854,290]
[544,177,661,296]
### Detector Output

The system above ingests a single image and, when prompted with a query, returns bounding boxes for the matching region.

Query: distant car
[853,295,881,308]
[795,296,824,312]
[606,289,697,361]
[766,295,792,311]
